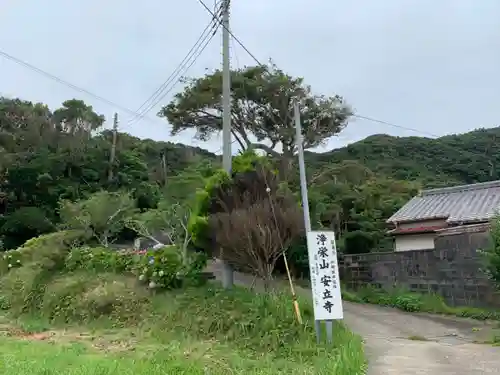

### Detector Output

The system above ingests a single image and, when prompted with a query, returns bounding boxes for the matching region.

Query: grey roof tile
[387,180,500,224]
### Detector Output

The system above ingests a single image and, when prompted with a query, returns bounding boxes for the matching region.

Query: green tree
[53,99,105,136]
[160,63,351,175]
[59,191,137,247]
[0,206,55,249]
[127,200,192,264]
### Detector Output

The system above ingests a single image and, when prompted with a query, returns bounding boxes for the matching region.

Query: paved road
[344,302,500,375]
[208,261,500,375]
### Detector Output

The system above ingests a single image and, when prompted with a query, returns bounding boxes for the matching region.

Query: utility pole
[221,0,234,289]
[294,101,332,344]
[161,152,167,186]
[108,113,118,183]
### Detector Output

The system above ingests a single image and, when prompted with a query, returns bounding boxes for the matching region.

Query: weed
[407,335,429,341]
[0,232,367,374]
[7,282,366,374]
[343,284,500,321]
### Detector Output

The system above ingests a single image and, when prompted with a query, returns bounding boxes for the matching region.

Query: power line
[196,0,441,139]
[352,114,439,138]
[0,49,146,121]
[128,3,222,126]
[0,13,439,142]
[197,0,263,66]
[0,44,484,158]
[0,44,223,154]
[0,31,218,135]
[127,27,218,127]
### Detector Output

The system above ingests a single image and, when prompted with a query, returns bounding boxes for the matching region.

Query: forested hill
[307,126,500,188]
[0,97,219,249]
[0,94,497,257]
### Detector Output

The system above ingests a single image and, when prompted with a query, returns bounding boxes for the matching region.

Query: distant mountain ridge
[306,126,500,188]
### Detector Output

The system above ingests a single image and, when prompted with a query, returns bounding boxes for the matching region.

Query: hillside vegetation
[309,127,500,187]
[1,63,497,270]
[0,96,498,269]
[0,227,366,374]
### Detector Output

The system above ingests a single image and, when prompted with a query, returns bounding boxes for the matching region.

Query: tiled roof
[387,180,500,224]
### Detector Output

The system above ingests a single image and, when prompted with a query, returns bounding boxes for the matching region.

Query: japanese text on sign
[306,231,343,321]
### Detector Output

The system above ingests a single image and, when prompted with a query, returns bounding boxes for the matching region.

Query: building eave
[388,225,447,235]
[387,216,449,225]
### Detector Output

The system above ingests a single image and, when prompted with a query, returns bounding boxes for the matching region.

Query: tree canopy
[160,62,352,173]
[0,91,498,277]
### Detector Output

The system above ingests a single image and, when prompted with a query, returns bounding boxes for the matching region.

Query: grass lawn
[0,279,366,375]
[0,337,202,375]
[0,332,362,375]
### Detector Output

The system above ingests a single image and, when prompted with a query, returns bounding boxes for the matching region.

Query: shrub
[0,262,50,313]
[0,231,85,313]
[481,214,500,287]
[393,293,423,312]
[183,250,209,286]
[65,246,136,273]
[136,245,185,289]
[0,250,23,275]
[343,284,500,320]
[41,273,150,323]
[17,230,84,267]
[188,150,269,253]
[63,244,208,291]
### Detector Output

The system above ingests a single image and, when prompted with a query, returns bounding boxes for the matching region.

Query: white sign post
[306,231,343,336]
[294,100,342,343]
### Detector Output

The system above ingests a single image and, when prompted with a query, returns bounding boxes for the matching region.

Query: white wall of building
[394,233,436,252]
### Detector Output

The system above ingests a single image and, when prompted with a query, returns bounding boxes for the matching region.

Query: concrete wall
[340,229,500,308]
[395,233,436,252]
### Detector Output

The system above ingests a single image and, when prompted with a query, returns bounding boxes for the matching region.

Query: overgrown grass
[0,337,200,374]
[342,285,500,321]
[0,233,367,374]
[2,283,366,374]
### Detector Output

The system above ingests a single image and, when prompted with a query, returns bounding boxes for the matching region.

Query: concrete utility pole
[108,112,118,183]
[221,0,234,289]
[161,152,167,186]
[294,101,333,344]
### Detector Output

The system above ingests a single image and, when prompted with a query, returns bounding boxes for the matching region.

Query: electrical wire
[196,0,442,139]
[0,15,220,135]
[127,28,219,128]
[0,49,148,121]
[352,114,438,138]
[127,2,222,126]
[197,0,263,66]
[0,45,491,162]
[0,5,466,147]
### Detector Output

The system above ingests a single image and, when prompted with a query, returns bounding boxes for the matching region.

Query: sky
[0,0,499,154]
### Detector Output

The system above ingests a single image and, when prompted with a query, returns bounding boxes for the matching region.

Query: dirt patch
[0,321,137,352]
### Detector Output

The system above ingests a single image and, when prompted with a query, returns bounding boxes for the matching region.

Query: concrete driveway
[344,302,500,375]
[208,261,500,375]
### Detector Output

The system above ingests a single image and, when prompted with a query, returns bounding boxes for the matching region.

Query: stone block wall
[340,229,500,308]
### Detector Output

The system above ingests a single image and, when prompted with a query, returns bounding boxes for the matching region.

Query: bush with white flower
[135,245,185,290]
[0,250,22,275]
